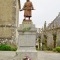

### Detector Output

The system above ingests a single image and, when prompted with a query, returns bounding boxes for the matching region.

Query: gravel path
[38,51,60,60]
[0,51,60,60]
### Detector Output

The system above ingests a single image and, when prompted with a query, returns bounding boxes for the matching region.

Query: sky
[19,0,60,28]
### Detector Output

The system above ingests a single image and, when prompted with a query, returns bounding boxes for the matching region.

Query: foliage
[35,45,38,50]
[22,27,31,32]
[53,33,57,40]
[52,33,57,48]
[53,47,60,53]
[44,35,47,39]
[47,47,53,51]
[0,44,17,51]
[53,48,56,52]
[42,35,47,50]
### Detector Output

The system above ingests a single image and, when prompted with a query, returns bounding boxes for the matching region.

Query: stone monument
[17,0,37,60]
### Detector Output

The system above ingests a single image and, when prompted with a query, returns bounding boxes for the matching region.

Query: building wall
[0,0,20,44]
[46,31,54,48]
[56,29,60,46]
[46,29,60,48]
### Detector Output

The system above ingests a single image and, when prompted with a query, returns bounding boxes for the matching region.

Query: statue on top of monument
[20,0,34,20]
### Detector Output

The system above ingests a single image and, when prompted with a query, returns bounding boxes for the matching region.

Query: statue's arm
[31,2,34,10]
[20,3,26,11]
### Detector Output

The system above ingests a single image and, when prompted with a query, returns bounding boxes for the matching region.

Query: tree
[44,35,47,48]
[53,33,57,48]
[38,36,41,50]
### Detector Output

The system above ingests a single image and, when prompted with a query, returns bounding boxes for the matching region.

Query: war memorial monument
[1,0,60,60]
[17,0,37,60]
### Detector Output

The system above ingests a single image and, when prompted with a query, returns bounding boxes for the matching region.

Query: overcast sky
[19,0,60,28]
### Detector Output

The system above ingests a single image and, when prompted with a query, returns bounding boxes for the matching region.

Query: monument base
[16,50,37,60]
[17,20,37,60]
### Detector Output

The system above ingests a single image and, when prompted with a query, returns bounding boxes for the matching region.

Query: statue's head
[27,0,30,2]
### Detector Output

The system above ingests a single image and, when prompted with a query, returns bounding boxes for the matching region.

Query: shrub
[11,45,17,51]
[0,44,11,51]
[53,48,56,52]
[0,44,17,51]
[55,47,60,53]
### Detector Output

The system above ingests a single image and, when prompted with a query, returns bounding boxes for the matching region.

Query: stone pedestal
[17,20,37,60]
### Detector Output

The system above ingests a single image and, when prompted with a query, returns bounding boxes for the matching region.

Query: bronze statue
[20,0,34,20]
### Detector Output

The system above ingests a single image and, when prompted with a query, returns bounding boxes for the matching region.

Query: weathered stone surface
[0,0,20,44]
[0,51,60,60]
[17,20,37,60]
[18,20,37,50]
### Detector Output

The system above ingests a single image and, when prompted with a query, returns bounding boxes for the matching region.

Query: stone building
[0,0,20,44]
[43,12,60,48]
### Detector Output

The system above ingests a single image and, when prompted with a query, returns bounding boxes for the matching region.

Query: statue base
[22,19,32,24]
[17,19,37,60]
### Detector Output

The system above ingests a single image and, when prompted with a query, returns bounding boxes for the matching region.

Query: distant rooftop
[47,12,60,30]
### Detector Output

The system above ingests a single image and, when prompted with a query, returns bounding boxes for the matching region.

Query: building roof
[47,12,60,30]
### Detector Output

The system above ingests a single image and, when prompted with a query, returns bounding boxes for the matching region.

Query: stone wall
[0,0,20,44]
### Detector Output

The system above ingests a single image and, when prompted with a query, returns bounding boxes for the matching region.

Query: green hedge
[0,44,17,51]
[53,47,60,53]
